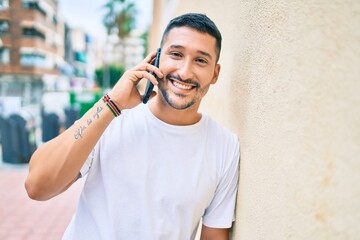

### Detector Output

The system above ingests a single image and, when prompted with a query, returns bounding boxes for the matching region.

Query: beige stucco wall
[150,1,360,239]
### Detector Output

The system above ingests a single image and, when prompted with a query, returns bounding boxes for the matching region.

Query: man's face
[158,26,220,110]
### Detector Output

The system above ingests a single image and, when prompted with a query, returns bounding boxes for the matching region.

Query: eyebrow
[168,44,213,60]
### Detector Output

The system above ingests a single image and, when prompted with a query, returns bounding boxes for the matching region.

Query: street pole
[102,39,111,93]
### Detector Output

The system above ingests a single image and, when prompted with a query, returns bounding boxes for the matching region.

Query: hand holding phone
[143,48,161,104]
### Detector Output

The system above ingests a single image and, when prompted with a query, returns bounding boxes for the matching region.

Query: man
[25,13,240,240]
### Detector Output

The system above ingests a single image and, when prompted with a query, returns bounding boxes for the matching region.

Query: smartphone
[143,48,161,104]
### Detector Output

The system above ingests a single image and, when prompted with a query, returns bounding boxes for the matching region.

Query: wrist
[102,94,121,117]
[107,91,127,111]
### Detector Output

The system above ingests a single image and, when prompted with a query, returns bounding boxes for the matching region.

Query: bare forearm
[25,99,114,200]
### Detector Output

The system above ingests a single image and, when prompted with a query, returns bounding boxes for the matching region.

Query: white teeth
[172,81,193,90]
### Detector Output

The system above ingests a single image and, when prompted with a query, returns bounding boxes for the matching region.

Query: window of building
[52,15,58,25]
[20,53,45,67]
[22,0,47,16]
[0,0,10,11]
[0,20,9,34]
[22,27,46,40]
[0,47,10,64]
[74,52,87,63]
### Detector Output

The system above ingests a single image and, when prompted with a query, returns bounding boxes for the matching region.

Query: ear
[211,63,221,84]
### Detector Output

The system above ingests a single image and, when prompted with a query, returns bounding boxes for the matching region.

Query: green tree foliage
[100,0,138,89]
[102,0,137,40]
[140,28,149,58]
[102,0,121,35]
[115,2,136,40]
[95,65,125,88]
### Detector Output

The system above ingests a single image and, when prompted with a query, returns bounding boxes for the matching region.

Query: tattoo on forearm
[74,125,86,139]
[74,106,104,140]
[87,118,93,126]
[93,106,103,119]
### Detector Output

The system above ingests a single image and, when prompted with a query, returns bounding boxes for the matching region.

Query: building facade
[0,0,64,104]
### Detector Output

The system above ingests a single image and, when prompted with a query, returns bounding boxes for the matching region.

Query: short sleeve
[79,141,100,178]
[202,136,240,228]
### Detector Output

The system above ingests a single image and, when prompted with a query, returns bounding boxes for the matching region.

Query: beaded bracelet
[102,94,121,117]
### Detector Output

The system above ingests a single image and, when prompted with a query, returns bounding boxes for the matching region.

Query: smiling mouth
[170,79,198,91]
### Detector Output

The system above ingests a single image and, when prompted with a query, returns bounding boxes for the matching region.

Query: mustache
[165,74,200,88]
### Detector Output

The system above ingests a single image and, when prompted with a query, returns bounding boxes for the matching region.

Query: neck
[149,96,202,126]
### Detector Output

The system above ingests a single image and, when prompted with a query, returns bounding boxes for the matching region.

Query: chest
[99,130,220,215]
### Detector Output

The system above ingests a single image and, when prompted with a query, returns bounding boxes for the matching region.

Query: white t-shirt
[63,104,240,240]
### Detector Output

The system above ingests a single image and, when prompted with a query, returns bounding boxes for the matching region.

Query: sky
[57,0,153,43]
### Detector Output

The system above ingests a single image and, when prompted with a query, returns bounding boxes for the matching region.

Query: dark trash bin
[0,115,20,163]
[64,105,80,129]
[41,111,61,142]
[0,113,37,164]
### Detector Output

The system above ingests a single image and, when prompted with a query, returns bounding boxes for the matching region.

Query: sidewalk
[0,164,84,240]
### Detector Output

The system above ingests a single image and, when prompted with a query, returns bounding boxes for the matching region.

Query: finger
[132,71,159,85]
[143,50,159,64]
[143,63,164,79]
[134,60,156,72]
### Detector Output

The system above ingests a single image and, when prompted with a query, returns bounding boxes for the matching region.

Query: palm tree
[115,1,136,67]
[101,0,137,89]
[114,2,136,40]
[102,0,121,36]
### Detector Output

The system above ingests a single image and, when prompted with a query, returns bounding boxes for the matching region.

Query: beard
[159,88,196,110]
[158,74,209,110]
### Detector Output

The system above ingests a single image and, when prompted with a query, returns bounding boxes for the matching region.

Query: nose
[177,58,194,81]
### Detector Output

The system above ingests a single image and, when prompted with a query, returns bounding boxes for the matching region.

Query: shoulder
[203,115,239,148]
[202,115,240,173]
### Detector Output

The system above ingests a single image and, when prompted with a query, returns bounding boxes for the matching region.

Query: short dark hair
[160,13,222,62]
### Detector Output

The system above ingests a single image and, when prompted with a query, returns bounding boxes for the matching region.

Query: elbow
[24,176,52,201]
[24,183,41,201]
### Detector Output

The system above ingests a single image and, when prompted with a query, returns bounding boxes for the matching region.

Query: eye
[170,52,182,58]
[196,58,208,64]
